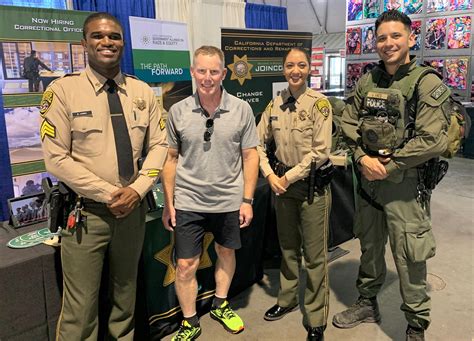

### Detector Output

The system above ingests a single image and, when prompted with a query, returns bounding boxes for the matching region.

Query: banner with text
[0,5,92,221]
[222,28,312,115]
[129,17,192,117]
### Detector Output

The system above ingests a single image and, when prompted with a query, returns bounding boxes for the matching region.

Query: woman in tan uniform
[256,47,333,341]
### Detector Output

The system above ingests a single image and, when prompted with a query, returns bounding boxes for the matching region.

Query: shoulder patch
[40,118,56,140]
[40,90,54,117]
[431,83,448,100]
[159,117,166,131]
[314,98,331,119]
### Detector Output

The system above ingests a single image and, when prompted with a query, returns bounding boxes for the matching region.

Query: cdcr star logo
[141,34,150,46]
[227,55,253,85]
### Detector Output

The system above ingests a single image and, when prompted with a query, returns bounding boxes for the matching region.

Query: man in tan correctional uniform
[257,48,332,341]
[40,12,167,341]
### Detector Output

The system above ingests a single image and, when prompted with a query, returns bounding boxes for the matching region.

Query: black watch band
[242,197,254,205]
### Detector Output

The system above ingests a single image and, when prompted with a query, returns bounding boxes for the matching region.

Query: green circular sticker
[7,228,55,249]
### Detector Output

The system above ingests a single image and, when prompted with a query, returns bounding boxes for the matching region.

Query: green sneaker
[171,320,201,341]
[210,300,244,334]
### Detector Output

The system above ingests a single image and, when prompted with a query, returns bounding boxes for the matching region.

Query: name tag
[270,116,278,121]
[72,111,92,117]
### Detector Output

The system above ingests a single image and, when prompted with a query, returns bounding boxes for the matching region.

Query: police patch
[40,119,56,140]
[430,84,448,100]
[39,90,54,116]
[159,117,166,131]
[315,98,330,119]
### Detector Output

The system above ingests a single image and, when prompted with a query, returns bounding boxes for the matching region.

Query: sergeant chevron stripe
[40,119,56,140]
[147,169,160,177]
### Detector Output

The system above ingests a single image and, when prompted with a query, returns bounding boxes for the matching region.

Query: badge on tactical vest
[40,90,54,116]
[315,98,330,119]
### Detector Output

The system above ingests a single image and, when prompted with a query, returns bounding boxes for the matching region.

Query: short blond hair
[193,45,225,66]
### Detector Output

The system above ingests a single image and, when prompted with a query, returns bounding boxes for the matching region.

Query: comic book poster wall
[344,0,473,100]
[221,28,312,115]
[129,17,192,119]
[0,5,91,221]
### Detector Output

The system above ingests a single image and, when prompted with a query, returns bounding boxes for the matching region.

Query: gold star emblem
[227,55,253,86]
[154,232,215,287]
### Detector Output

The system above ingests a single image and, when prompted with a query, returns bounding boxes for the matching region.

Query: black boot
[406,325,425,341]
[263,304,298,321]
[332,296,381,328]
[307,325,325,341]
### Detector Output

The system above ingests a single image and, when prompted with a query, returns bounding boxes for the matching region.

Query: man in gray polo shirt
[162,45,259,340]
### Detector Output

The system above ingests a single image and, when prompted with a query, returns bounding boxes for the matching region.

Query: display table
[0,223,61,341]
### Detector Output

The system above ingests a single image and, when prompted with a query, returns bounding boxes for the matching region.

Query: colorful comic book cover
[425,18,447,49]
[362,26,376,54]
[427,0,449,12]
[346,63,363,91]
[404,0,423,14]
[364,0,379,19]
[384,0,403,11]
[411,21,422,51]
[348,0,363,21]
[445,58,469,90]
[423,59,445,75]
[447,16,471,49]
[450,0,472,11]
[346,27,362,55]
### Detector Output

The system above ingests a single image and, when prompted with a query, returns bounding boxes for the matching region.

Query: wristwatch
[242,197,254,205]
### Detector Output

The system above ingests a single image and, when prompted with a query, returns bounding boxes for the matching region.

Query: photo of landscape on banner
[0,5,91,220]
[221,28,312,115]
[129,16,192,116]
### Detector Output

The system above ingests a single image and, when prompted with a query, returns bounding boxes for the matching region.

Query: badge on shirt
[39,90,54,117]
[72,111,92,117]
[40,118,56,140]
[315,98,331,120]
[298,110,307,121]
[134,98,146,111]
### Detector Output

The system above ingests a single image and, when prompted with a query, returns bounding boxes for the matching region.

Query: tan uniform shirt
[257,84,333,184]
[40,66,168,203]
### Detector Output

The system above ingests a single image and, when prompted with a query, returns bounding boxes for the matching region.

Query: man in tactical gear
[332,10,450,341]
[23,50,51,92]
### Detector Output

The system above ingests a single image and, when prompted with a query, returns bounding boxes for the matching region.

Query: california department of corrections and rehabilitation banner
[0,5,91,221]
[129,17,192,116]
[222,28,312,115]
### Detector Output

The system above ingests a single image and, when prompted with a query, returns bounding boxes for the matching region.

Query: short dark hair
[282,47,310,65]
[375,10,412,35]
[82,12,123,39]
[30,50,36,55]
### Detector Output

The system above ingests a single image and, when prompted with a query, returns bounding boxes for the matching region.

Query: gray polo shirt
[167,89,259,213]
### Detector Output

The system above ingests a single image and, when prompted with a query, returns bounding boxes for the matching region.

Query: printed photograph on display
[4,106,42,165]
[404,0,423,14]
[364,0,379,19]
[427,0,450,13]
[425,18,447,50]
[447,16,472,49]
[346,62,363,91]
[423,59,445,75]
[362,26,377,54]
[8,192,47,228]
[11,172,56,198]
[445,57,469,89]
[384,0,403,12]
[348,0,363,21]
[450,0,472,11]
[411,20,422,51]
[0,41,86,95]
[346,27,362,55]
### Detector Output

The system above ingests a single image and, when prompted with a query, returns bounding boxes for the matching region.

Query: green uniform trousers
[275,180,331,328]
[355,170,436,330]
[56,202,146,341]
